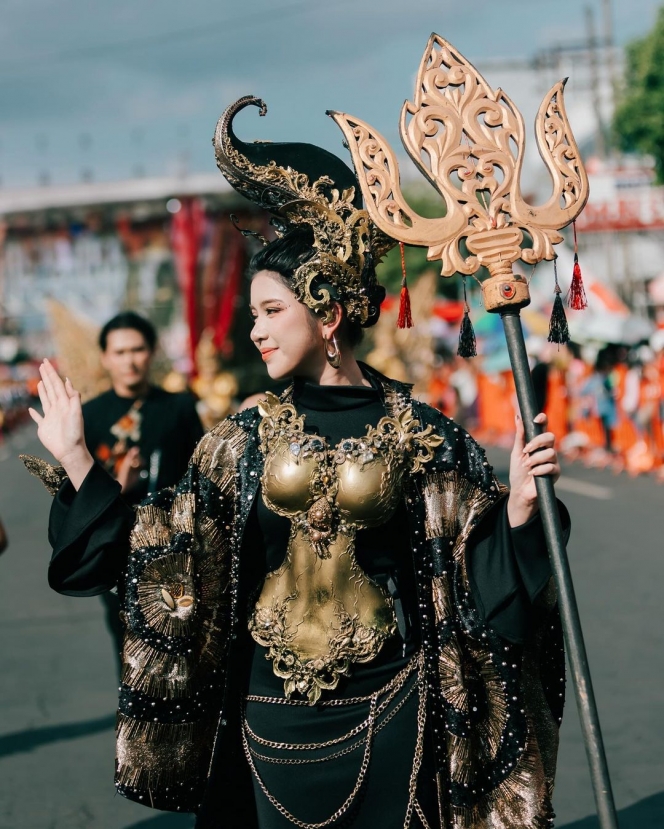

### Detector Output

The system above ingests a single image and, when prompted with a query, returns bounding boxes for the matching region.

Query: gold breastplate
[249,391,443,703]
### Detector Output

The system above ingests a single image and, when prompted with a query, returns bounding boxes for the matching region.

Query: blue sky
[0,0,660,188]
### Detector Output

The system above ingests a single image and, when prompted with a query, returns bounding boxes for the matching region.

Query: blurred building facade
[0,173,268,394]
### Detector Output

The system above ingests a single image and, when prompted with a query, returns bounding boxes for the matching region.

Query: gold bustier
[248,392,443,703]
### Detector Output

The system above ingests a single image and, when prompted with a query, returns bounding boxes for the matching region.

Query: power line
[0,0,317,76]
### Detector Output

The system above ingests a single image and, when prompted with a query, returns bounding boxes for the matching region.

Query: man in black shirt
[83,312,204,672]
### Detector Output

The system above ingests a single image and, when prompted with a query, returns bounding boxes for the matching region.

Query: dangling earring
[324,335,341,369]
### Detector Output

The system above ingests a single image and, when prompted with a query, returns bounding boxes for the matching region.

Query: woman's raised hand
[28,360,94,489]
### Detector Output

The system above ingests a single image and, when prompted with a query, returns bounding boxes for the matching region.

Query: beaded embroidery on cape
[21,369,564,827]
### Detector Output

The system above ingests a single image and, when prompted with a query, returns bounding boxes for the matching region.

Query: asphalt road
[0,429,662,829]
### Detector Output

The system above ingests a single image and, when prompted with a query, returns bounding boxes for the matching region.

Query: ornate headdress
[213,96,394,325]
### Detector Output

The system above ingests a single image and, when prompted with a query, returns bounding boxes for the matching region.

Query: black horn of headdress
[213,96,393,325]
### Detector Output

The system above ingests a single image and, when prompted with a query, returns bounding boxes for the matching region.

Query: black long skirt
[243,648,437,829]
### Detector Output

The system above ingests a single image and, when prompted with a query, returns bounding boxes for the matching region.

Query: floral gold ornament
[251,391,442,703]
[328,34,589,313]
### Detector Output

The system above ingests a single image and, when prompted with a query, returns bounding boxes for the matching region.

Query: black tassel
[548,291,569,344]
[548,258,569,345]
[458,310,477,357]
[457,278,477,357]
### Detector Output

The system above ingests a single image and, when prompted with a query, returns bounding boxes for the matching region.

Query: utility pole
[79,133,93,183]
[586,4,607,160]
[602,0,619,135]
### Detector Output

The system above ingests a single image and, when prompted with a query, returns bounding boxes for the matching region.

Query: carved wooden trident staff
[329,34,619,829]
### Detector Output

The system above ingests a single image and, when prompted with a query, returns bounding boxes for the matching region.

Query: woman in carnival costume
[25,97,568,829]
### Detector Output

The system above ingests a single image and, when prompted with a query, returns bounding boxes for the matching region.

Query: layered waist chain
[242,651,431,829]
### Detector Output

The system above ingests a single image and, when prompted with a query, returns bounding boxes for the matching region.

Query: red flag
[171,198,206,370]
[214,231,245,355]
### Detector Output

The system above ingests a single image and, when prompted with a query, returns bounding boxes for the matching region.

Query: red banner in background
[214,230,244,355]
[170,198,206,369]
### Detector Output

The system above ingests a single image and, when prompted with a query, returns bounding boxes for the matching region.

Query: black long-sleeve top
[46,378,569,646]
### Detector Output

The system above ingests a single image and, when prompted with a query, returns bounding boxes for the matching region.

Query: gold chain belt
[241,652,431,829]
[244,653,419,752]
[247,679,419,766]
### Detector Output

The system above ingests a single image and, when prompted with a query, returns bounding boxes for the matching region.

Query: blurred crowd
[429,335,664,480]
[0,360,39,445]
[3,319,664,483]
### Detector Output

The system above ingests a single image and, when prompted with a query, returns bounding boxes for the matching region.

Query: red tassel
[567,255,588,310]
[397,242,413,329]
[566,222,588,310]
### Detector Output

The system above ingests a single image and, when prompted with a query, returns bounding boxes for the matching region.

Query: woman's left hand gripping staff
[28,359,94,490]
[507,412,561,528]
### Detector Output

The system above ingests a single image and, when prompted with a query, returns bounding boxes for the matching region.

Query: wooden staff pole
[500,309,619,829]
[328,32,621,825]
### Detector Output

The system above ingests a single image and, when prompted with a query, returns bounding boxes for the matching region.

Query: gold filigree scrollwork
[249,600,394,705]
[213,97,392,325]
[214,96,335,211]
[372,409,444,474]
[329,34,588,307]
[20,455,67,495]
[250,387,441,703]
[257,392,307,450]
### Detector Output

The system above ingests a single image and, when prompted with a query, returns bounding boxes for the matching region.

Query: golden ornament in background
[46,299,110,403]
[365,270,437,399]
[189,329,238,430]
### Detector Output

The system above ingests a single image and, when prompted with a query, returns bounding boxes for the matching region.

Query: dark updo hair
[99,311,157,352]
[247,227,384,348]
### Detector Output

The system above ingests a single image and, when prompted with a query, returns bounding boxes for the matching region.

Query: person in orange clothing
[581,355,618,455]
[428,359,458,419]
[640,361,662,454]
[475,369,516,446]
[619,349,661,474]
[531,345,571,443]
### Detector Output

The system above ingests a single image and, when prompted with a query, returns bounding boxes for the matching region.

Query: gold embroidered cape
[25,371,563,827]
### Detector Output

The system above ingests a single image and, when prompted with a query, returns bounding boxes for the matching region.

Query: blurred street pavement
[0,429,194,829]
[0,428,662,828]
[487,445,664,829]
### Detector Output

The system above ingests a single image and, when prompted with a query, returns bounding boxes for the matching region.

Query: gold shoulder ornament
[20,455,67,496]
